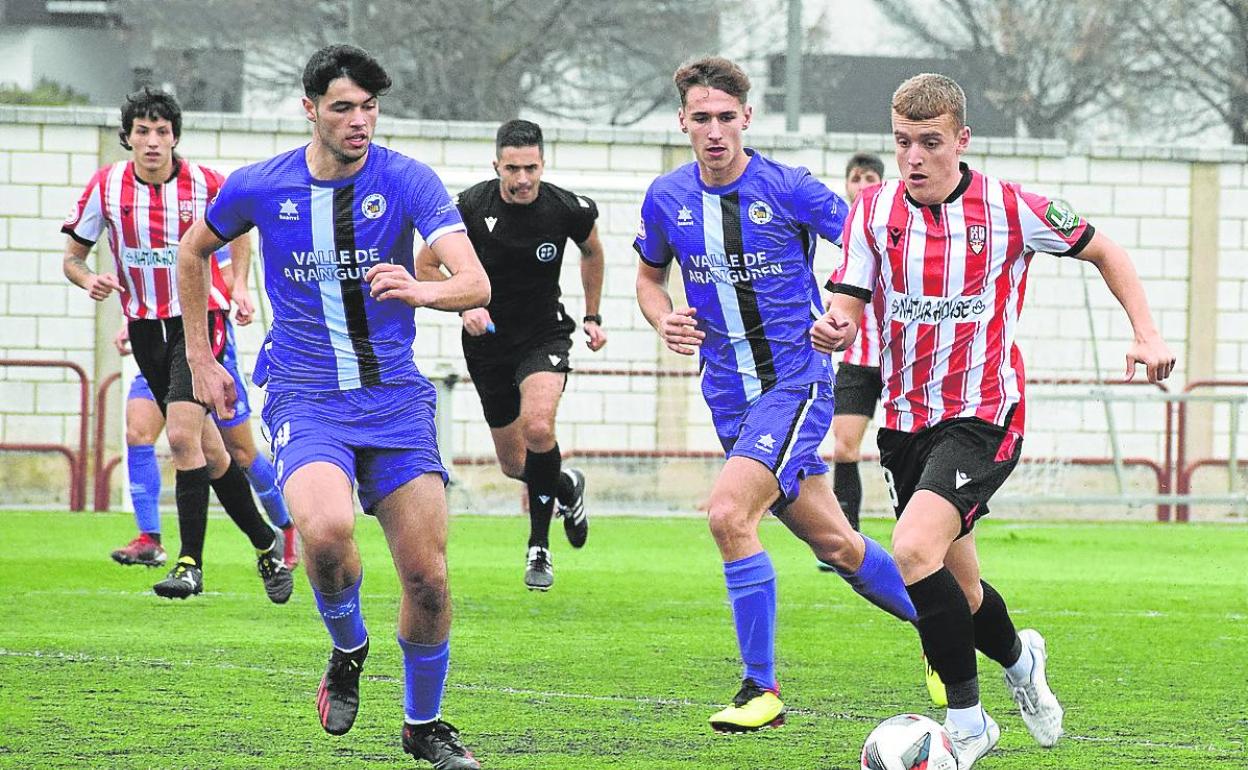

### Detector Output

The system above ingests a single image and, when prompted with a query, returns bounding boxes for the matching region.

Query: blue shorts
[128,322,251,428]
[711,381,833,509]
[262,380,447,514]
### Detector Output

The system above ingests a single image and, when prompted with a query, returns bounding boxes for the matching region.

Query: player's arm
[367,231,490,311]
[636,261,703,356]
[812,291,866,354]
[177,219,237,418]
[577,224,607,351]
[62,236,123,301]
[226,235,256,326]
[1069,230,1175,382]
[414,243,449,281]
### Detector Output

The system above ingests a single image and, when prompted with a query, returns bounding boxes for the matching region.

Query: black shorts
[463,314,575,429]
[833,363,883,418]
[876,414,1022,537]
[128,311,228,411]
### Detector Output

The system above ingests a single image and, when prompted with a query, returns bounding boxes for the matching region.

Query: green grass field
[0,511,1244,769]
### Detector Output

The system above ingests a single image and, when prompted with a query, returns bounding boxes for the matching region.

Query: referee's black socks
[524,444,562,549]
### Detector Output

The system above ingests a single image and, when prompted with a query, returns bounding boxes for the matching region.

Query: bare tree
[870,0,1134,138]
[118,0,721,124]
[1121,0,1248,144]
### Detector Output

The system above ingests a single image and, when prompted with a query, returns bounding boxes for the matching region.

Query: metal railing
[0,359,90,510]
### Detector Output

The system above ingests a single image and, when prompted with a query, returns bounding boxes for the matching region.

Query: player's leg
[946,534,1063,747]
[778,474,915,622]
[111,376,168,566]
[218,419,299,568]
[831,413,870,529]
[283,458,370,736]
[704,455,789,733]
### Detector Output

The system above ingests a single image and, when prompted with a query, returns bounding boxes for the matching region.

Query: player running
[178,45,485,769]
[62,88,291,602]
[416,119,604,591]
[634,57,916,734]
[815,73,1175,767]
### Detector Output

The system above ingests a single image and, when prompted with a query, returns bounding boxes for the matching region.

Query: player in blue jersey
[634,57,917,733]
[176,45,485,770]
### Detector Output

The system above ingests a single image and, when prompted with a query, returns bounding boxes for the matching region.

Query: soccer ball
[860,713,958,770]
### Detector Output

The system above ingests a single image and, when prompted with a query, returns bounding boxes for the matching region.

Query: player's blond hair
[892,73,966,130]
[673,57,751,106]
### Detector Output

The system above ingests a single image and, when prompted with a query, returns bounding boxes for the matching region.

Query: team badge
[361,193,386,219]
[179,199,195,224]
[536,242,557,262]
[1045,199,1080,237]
[967,225,986,255]
[747,200,773,225]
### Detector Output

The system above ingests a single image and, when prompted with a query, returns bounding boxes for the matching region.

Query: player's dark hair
[892,73,966,130]
[118,88,181,151]
[845,152,884,180]
[302,44,392,100]
[496,119,543,157]
[673,56,751,105]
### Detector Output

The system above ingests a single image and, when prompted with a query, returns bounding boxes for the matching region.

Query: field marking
[1,648,1240,754]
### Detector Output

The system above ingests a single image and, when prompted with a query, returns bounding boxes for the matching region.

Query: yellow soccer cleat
[709,679,787,733]
[924,654,948,707]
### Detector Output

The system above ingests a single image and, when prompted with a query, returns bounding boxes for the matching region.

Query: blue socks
[312,574,368,651]
[724,551,778,691]
[399,637,449,724]
[835,534,918,622]
[127,444,161,535]
[243,455,291,529]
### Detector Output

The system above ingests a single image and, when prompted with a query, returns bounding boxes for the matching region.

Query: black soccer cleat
[402,719,480,769]
[153,557,203,599]
[317,639,369,736]
[557,467,588,548]
[257,529,294,604]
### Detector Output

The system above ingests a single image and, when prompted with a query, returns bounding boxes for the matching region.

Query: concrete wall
[2,106,1246,511]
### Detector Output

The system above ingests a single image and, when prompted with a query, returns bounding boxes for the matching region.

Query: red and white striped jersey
[830,163,1094,435]
[62,159,232,320]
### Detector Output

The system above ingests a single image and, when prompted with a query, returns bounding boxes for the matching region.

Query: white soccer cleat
[1006,628,1064,747]
[943,711,999,770]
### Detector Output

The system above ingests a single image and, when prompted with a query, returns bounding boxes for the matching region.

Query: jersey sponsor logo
[1044,199,1079,237]
[676,205,694,226]
[279,198,300,221]
[755,433,776,452]
[120,246,178,268]
[536,242,558,262]
[889,291,989,324]
[955,470,971,489]
[967,224,986,255]
[485,216,498,232]
[685,250,781,285]
[179,199,195,224]
[747,200,773,225]
[435,199,457,216]
[361,193,387,219]
[283,247,383,282]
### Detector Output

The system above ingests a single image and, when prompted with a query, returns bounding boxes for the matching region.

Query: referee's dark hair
[496,119,544,158]
[119,88,181,150]
[302,44,392,100]
[845,152,885,180]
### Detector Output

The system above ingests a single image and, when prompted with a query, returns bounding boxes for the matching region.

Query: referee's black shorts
[463,314,575,429]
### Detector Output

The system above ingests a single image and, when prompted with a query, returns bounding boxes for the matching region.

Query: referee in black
[418,119,606,591]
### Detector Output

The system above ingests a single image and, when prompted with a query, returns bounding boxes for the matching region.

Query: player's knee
[520,416,556,450]
[299,516,354,554]
[400,566,449,617]
[126,425,156,446]
[890,530,941,581]
[226,442,256,469]
[706,499,752,546]
[832,438,861,463]
[165,422,198,459]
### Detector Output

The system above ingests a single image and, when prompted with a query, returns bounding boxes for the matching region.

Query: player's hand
[659,306,703,356]
[365,263,435,307]
[85,272,124,302]
[190,357,237,421]
[462,308,494,336]
[811,309,857,354]
[1125,334,1176,383]
[584,320,607,351]
[232,285,255,326]
[112,324,131,356]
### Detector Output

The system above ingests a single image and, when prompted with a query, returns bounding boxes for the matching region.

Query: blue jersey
[205,145,464,392]
[633,150,849,407]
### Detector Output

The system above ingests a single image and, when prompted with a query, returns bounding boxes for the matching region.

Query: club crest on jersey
[967,225,986,255]
[361,193,386,219]
[536,242,558,262]
[747,200,773,225]
[1045,199,1080,237]
[179,199,195,223]
[676,205,694,226]
[279,198,299,221]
